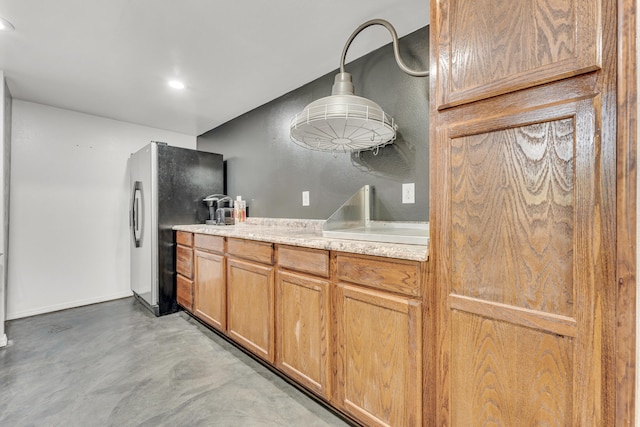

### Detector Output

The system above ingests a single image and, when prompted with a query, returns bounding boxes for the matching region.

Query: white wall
[7,101,196,319]
[0,71,10,346]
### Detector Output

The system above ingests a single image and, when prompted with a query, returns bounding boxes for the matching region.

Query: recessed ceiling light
[0,17,15,31]
[168,80,185,90]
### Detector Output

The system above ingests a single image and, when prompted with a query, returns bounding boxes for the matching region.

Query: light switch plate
[402,183,415,204]
[302,191,310,206]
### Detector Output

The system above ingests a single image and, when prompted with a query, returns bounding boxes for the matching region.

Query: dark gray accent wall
[197,26,429,221]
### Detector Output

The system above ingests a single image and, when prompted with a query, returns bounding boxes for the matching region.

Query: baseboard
[6,290,134,320]
[0,333,7,347]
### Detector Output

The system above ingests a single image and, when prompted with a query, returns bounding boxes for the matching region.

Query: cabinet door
[431,0,617,423]
[194,249,226,331]
[335,283,422,427]
[433,95,615,425]
[433,0,601,109]
[276,270,330,398]
[227,258,275,363]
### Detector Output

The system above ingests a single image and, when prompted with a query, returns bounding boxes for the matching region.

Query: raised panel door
[433,95,615,425]
[433,0,602,109]
[335,283,422,427]
[276,270,330,398]
[194,249,226,331]
[227,257,275,363]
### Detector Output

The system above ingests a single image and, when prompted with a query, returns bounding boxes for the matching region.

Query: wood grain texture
[194,233,224,253]
[431,0,618,415]
[435,94,615,425]
[176,231,193,247]
[420,260,435,427]
[329,253,340,410]
[176,274,193,312]
[227,238,274,265]
[227,257,275,363]
[615,0,638,423]
[336,253,422,297]
[176,244,193,279]
[435,0,601,109]
[449,294,577,337]
[335,283,422,427]
[278,245,329,278]
[276,270,330,398]
[450,311,573,426]
[450,118,575,316]
[194,249,226,331]
[430,3,452,422]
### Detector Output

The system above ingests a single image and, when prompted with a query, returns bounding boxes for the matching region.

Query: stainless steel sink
[322,221,429,245]
[322,185,429,245]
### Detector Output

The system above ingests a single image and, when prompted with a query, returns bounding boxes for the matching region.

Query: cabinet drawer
[176,244,193,279]
[176,274,193,312]
[194,233,225,253]
[176,231,193,247]
[336,253,422,297]
[278,245,329,278]
[228,238,274,265]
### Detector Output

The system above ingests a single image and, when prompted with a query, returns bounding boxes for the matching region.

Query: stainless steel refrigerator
[129,142,224,316]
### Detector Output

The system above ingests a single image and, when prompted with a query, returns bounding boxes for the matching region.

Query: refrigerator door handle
[132,181,143,248]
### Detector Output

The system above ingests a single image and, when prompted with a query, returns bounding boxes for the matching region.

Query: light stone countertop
[173,217,429,262]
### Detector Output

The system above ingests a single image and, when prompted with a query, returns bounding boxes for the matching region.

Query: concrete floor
[0,297,351,427]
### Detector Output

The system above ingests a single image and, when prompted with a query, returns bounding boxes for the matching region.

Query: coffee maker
[202,194,234,225]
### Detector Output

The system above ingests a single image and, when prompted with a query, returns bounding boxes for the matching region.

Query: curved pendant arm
[339,18,429,77]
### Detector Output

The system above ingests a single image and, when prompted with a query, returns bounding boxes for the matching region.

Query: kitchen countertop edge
[173,221,429,262]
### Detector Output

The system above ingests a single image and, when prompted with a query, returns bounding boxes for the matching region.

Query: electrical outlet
[402,183,415,204]
[302,191,310,206]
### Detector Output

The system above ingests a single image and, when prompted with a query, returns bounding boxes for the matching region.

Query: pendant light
[290,19,429,154]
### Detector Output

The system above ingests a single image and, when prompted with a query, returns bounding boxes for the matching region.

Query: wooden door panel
[227,258,275,362]
[451,311,573,425]
[194,250,226,331]
[450,117,574,316]
[276,271,330,397]
[431,0,618,423]
[336,283,422,427]
[434,0,601,109]
[435,95,613,425]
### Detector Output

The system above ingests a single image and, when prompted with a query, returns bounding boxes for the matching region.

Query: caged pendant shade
[290,19,429,154]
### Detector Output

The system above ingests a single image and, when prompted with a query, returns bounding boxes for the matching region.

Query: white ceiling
[0,1,429,136]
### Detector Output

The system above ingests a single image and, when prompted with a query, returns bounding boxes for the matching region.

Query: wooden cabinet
[175,231,194,312]
[335,253,422,297]
[175,232,428,425]
[276,246,331,398]
[227,238,275,363]
[334,253,423,427]
[430,0,617,424]
[176,274,193,312]
[433,0,602,110]
[193,235,226,331]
